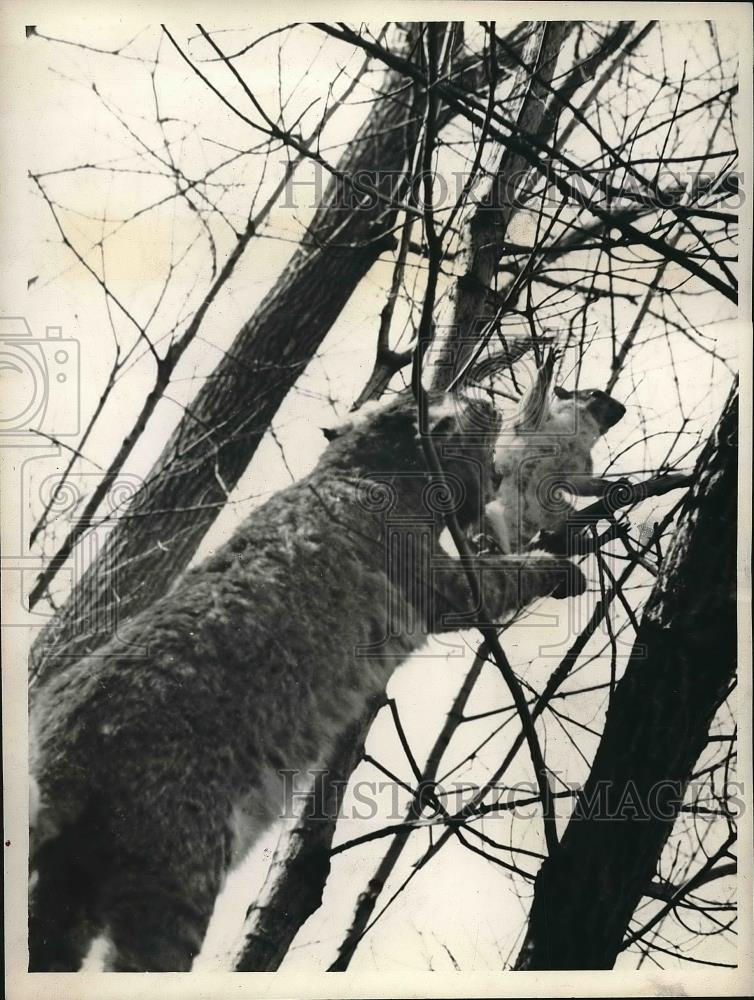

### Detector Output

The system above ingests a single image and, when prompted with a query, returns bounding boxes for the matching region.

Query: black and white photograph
[2,3,752,997]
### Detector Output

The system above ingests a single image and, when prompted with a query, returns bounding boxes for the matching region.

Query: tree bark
[515,380,738,970]
[426,20,574,390]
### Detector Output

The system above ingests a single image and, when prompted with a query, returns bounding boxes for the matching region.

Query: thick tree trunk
[515,381,738,970]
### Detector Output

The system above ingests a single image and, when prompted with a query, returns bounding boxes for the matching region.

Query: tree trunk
[427,20,574,389]
[515,380,738,970]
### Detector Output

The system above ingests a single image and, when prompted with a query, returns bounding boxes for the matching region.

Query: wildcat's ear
[426,396,460,435]
[427,393,500,437]
[553,385,572,400]
[322,400,386,441]
[461,394,502,435]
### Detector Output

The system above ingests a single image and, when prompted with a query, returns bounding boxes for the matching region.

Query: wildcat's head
[322,390,501,530]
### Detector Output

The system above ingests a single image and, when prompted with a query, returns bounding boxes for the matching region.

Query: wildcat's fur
[29,390,584,971]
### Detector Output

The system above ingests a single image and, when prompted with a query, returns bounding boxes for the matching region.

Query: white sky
[1,7,747,979]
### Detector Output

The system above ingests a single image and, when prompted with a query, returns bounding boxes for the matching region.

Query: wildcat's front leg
[427,551,586,633]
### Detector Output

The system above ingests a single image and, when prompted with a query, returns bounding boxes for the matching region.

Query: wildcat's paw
[521,552,588,602]
[551,559,587,599]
